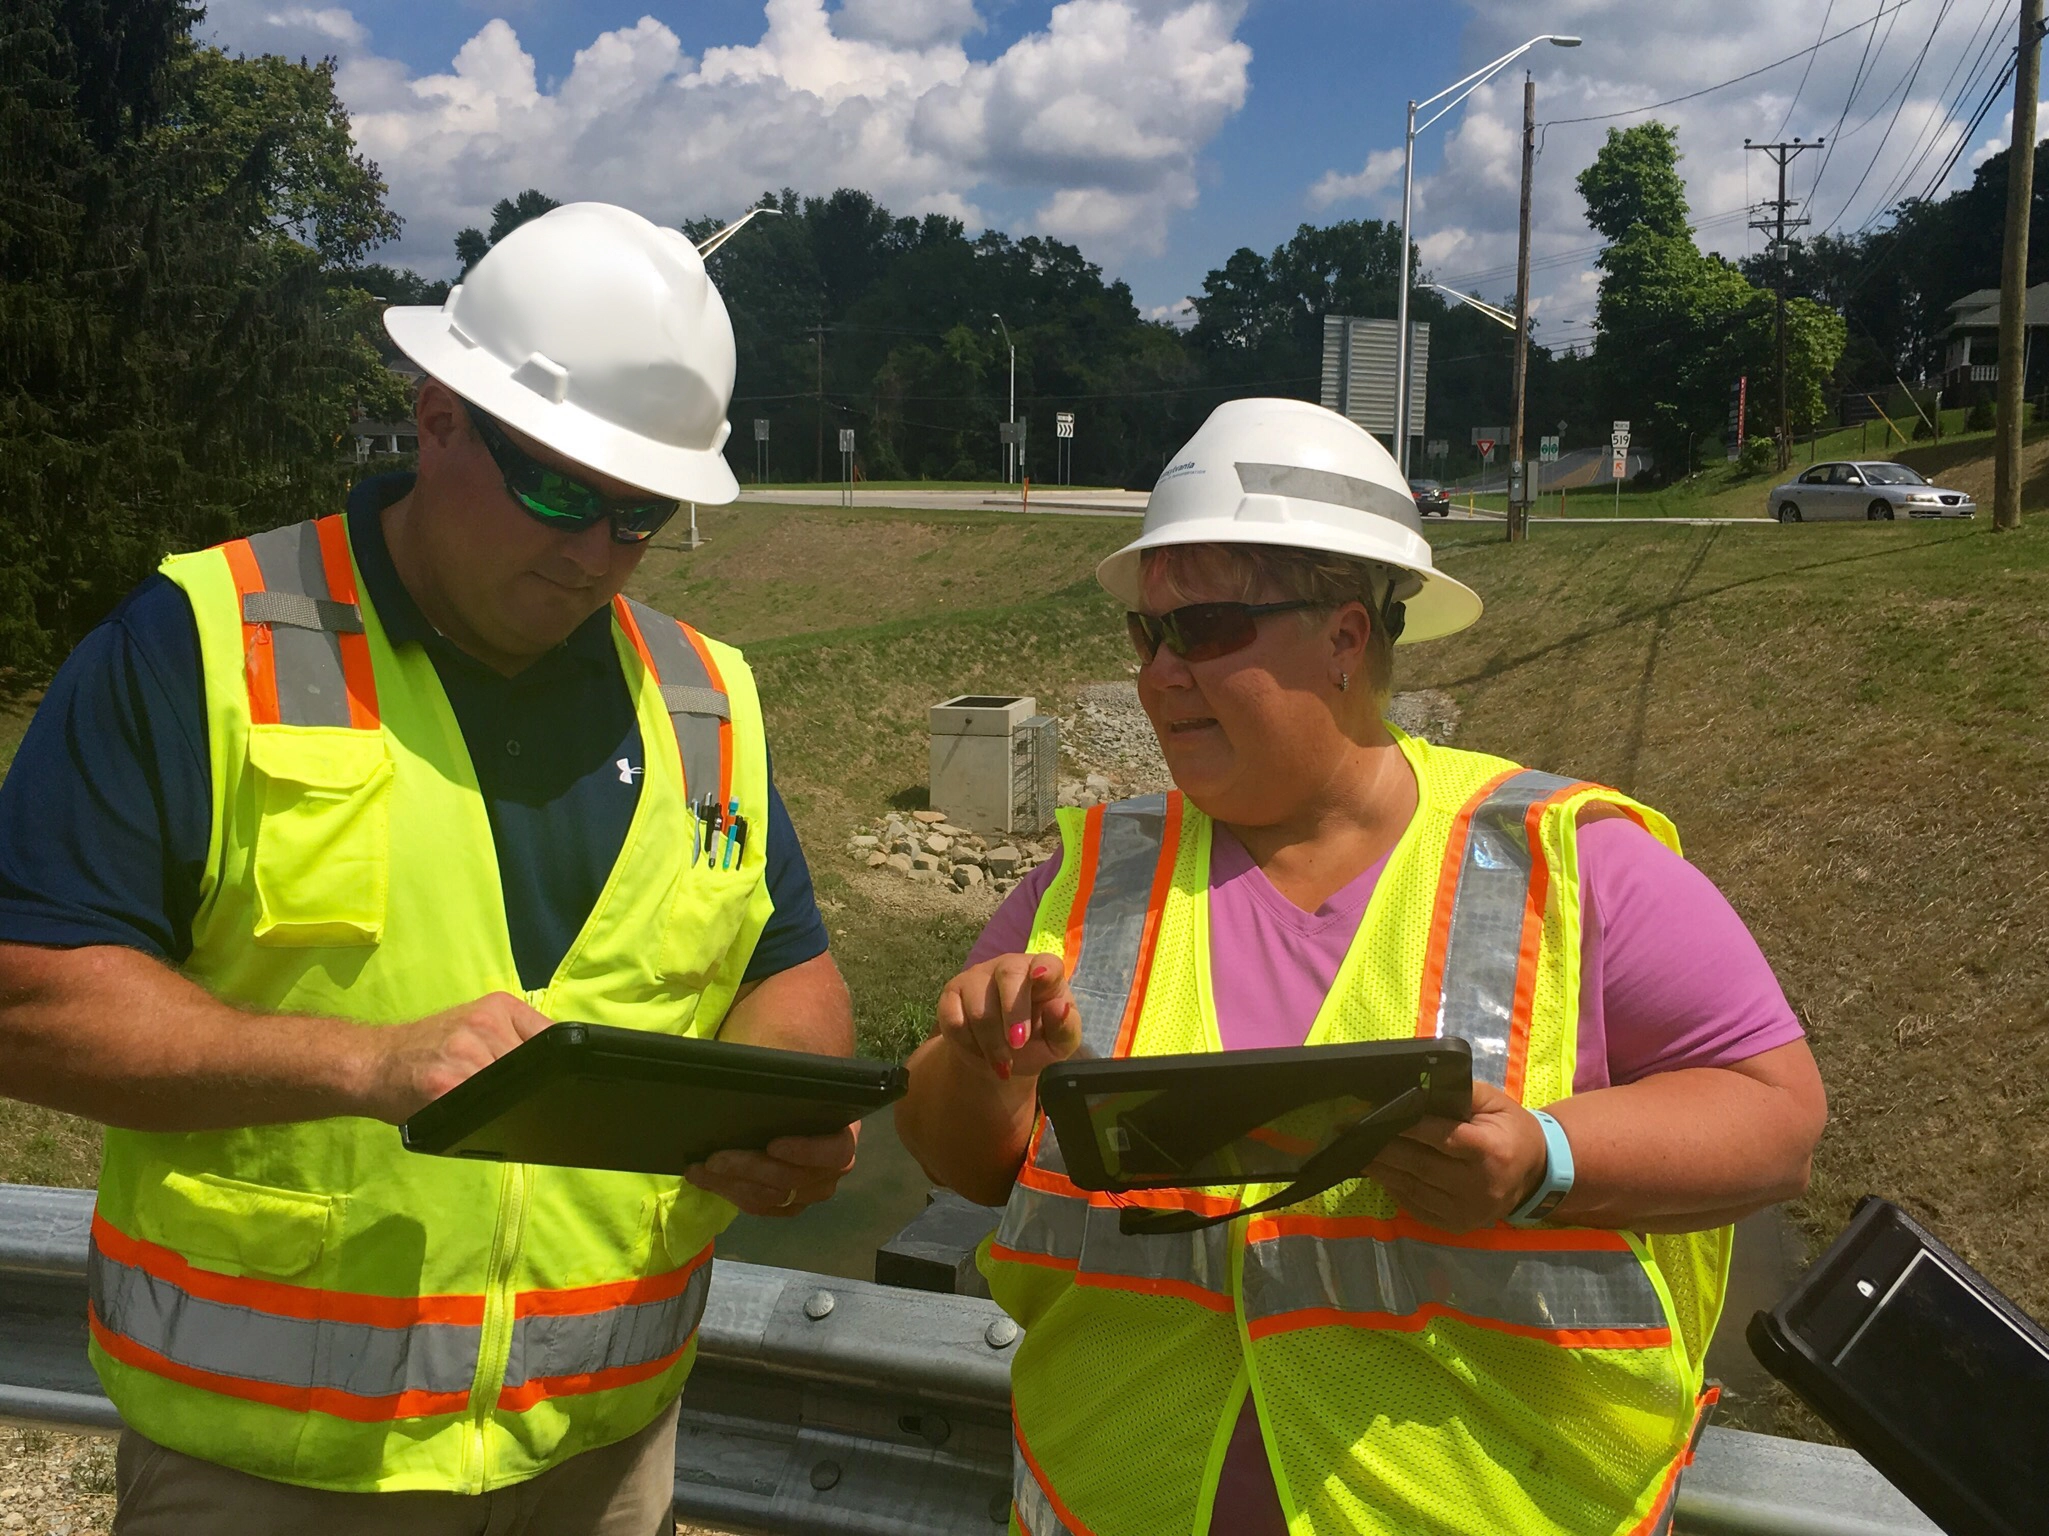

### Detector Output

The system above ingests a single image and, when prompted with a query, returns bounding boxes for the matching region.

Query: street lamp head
[1547,34,1581,46]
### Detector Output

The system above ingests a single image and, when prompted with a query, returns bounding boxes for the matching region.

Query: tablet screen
[1834,1249,2049,1521]
[1085,1088,1382,1185]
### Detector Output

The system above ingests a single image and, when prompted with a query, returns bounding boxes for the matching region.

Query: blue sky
[201,0,2031,334]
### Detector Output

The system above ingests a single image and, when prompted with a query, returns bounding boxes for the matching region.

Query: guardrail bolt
[988,1491,1012,1524]
[984,1316,1020,1349]
[803,1289,836,1320]
[810,1459,841,1491]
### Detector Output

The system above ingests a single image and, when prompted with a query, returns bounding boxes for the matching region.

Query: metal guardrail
[0,1185,1936,1535]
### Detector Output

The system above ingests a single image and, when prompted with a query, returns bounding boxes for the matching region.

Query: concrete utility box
[929,695,1058,837]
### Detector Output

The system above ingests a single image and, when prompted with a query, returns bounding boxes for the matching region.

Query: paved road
[738,487,1148,517]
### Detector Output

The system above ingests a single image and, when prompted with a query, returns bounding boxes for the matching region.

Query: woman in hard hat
[896,398,1827,1536]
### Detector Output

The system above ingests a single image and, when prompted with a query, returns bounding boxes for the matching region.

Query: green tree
[454,188,560,273]
[0,0,405,671]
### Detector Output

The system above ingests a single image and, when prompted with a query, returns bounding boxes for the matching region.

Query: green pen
[720,798,740,869]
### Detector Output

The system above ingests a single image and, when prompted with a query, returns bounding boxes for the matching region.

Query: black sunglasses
[1125,601,1322,664]
[466,406,680,544]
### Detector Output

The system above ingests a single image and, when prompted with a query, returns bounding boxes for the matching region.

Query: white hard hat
[1097,398,1482,643]
[384,202,739,504]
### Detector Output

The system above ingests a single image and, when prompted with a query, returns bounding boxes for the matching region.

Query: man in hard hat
[898,398,1827,1536]
[0,202,857,1527]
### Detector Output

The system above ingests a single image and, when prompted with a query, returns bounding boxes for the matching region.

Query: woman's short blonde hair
[1139,542,1407,701]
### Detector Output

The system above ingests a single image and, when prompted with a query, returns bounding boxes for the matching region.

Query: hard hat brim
[384,306,741,506]
[1096,517,1484,644]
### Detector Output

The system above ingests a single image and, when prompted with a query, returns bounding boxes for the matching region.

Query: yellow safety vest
[983,732,1730,1536]
[87,514,774,1493]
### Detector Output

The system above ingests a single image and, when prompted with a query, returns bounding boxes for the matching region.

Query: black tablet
[1747,1196,2049,1536]
[401,1023,908,1178]
[1038,1039,1471,1194]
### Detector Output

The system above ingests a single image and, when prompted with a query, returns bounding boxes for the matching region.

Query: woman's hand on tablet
[935,952,1083,1083]
[685,1122,861,1218]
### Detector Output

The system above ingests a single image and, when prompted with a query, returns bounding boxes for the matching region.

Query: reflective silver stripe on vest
[993,1166,1088,1266]
[1072,1207,1232,1302]
[87,1239,480,1399]
[1013,1432,1083,1536]
[622,596,725,800]
[1241,1230,1669,1336]
[246,521,362,729]
[502,1258,712,1391]
[1432,769,1578,1087]
[1067,794,1170,1058]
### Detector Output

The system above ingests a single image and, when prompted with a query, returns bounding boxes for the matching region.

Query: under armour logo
[617,758,642,784]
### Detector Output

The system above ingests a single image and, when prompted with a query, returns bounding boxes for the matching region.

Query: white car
[1767,461,1976,522]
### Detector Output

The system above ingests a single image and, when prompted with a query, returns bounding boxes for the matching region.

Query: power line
[1776,0,1841,137]
[1855,0,2010,227]
[1820,0,1960,232]
[1803,0,1897,209]
[1539,0,1920,130]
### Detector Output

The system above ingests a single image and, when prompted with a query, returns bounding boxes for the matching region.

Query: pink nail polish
[1009,1021,1030,1048]
[994,1060,1012,1081]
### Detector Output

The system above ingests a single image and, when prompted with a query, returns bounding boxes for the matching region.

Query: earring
[1338,671,1350,692]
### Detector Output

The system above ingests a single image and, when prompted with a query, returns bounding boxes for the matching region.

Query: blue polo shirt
[0,474,828,990]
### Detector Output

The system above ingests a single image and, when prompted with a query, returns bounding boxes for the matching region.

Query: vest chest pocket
[657,842,762,992]
[246,724,392,948]
[135,1169,335,1279]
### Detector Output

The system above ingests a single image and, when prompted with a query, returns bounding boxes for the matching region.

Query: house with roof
[1940,283,2049,396]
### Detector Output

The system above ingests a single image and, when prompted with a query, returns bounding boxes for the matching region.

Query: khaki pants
[112,1396,679,1536]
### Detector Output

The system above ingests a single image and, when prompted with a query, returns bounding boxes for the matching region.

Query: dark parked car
[1409,478,1452,517]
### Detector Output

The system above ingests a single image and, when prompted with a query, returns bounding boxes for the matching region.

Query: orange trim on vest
[219,539,281,727]
[495,1343,692,1413]
[1244,1211,1639,1255]
[92,1214,484,1328]
[314,514,380,729]
[677,622,734,811]
[986,1242,1078,1274]
[1014,1412,1103,1536]
[513,1244,709,1318]
[1625,1386,1721,1535]
[89,1307,472,1424]
[1244,1301,1672,1351]
[1414,768,1517,1038]
[1074,1270,1236,1313]
[1063,803,1105,966]
[611,594,660,676]
[1503,782,1585,1100]
[1112,792,1183,1059]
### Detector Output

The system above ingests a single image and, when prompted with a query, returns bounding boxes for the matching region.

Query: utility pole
[1745,137,1821,471]
[1995,0,2043,532]
[1507,71,1536,543]
[812,325,825,484]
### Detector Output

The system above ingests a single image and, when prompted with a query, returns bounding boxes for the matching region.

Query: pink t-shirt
[968,816,1802,1536]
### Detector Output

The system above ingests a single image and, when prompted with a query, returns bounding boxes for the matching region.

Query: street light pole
[1394,32,1579,477]
[1508,71,1536,543]
[992,312,1016,484]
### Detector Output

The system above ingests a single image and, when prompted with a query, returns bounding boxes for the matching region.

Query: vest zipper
[464,1159,530,1491]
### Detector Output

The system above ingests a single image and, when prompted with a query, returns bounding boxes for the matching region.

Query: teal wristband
[1507,1109,1575,1227]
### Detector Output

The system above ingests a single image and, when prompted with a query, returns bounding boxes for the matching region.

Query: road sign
[1612,419,1631,436]
[1055,412,1075,439]
[1477,438,1496,462]
[1612,454,1628,480]
[838,428,855,453]
[1427,439,1448,460]
[1539,435,1559,462]
[753,418,770,442]
[1470,424,1507,446]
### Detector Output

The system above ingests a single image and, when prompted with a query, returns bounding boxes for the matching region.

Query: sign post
[1055,411,1075,485]
[838,427,855,508]
[753,417,770,485]
[1610,419,1631,515]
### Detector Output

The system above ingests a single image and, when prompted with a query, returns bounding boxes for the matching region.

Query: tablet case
[1037,1038,1472,1224]
[1747,1195,2049,1536]
[401,1023,908,1177]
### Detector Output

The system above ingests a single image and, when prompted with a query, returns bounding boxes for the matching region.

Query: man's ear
[413,378,468,454]
[1330,600,1373,672]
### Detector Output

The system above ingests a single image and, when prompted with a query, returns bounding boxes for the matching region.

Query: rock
[992,877,1015,895]
[849,834,878,850]
[987,845,1023,877]
[891,837,918,856]
[912,853,941,872]
[885,853,914,875]
[952,848,987,868]
[924,833,951,854]
[907,866,939,883]
[1085,772,1112,796]
[866,852,889,869]
[953,864,985,890]
[913,810,947,824]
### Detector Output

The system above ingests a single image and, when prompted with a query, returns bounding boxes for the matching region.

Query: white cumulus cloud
[202,0,1252,271]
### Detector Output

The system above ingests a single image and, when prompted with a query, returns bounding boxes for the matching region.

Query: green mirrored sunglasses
[466,406,679,544]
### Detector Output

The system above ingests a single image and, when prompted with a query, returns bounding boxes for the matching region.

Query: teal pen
[720,799,741,869]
